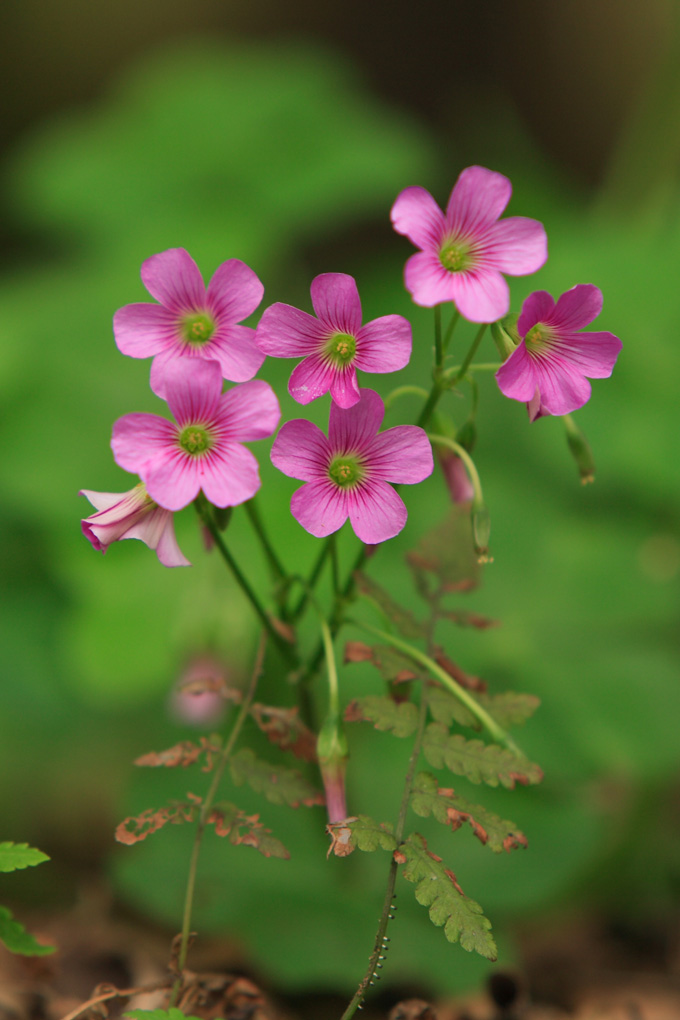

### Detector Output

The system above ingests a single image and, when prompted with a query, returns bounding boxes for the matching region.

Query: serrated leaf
[134,736,222,772]
[426,686,479,731]
[250,703,317,762]
[406,506,481,594]
[344,695,419,738]
[125,1009,202,1020]
[438,608,499,629]
[478,692,541,729]
[422,724,543,789]
[0,905,55,956]
[115,795,201,844]
[0,842,50,872]
[395,833,497,960]
[410,772,528,852]
[354,573,426,639]
[344,642,428,685]
[229,748,324,808]
[208,802,289,859]
[326,815,397,858]
[433,650,487,692]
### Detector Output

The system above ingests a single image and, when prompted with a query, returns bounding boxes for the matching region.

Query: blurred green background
[1,0,679,1001]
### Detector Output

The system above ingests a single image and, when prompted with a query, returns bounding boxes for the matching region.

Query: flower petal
[483,216,548,275]
[206,258,264,322]
[163,358,223,426]
[217,379,281,441]
[80,489,133,513]
[290,479,348,537]
[111,413,177,474]
[150,511,192,567]
[310,273,362,333]
[209,325,266,382]
[329,365,361,409]
[198,443,262,507]
[329,389,385,453]
[354,315,412,373]
[495,342,538,402]
[271,419,331,481]
[450,269,510,323]
[404,251,455,307]
[348,480,408,544]
[368,425,433,484]
[113,303,179,358]
[533,356,592,416]
[551,284,603,331]
[144,449,201,511]
[556,330,622,378]
[445,166,512,237]
[289,354,335,405]
[255,303,325,357]
[518,291,556,335]
[140,248,206,313]
[391,186,445,250]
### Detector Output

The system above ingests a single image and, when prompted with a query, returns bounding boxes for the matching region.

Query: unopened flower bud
[431,413,475,504]
[471,496,492,564]
[563,415,595,484]
[491,314,520,360]
[317,717,349,823]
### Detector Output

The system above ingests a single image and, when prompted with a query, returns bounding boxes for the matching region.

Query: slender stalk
[169,633,267,1006]
[415,379,446,429]
[442,307,461,352]
[290,536,333,621]
[243,498,287,586]
[329,533,340,601]
[451,323,488,383]
[383,385,430,410]
[445,361,500,374]
[433,305,443,369]
[428,434,483,504]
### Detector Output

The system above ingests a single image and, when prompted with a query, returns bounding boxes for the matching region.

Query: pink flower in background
[113,248,265,397]
[391,166,547,322]
[438,450,474,503]
[255,273,412,408]
[169,656,228,727]
[111,359,280,511]
[495,285,622,421]
[271,389,433,544]
[80,483,190,567]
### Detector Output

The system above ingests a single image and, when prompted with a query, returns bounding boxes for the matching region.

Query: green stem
[428,434,483,504]
[442,308,461,353]
[383,384,430,411]
[446,361,500,374]
[346,618,520,754]
[290,536,334,621]
[434,305,443,369]
[451,323,488,383]
[330,533,340,601]
[319,616,340,720]
[415,379,446,429]
[243,498,287,587]
[169,633,267,1006]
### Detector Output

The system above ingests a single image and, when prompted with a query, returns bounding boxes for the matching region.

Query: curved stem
[452,323,488,383]
[427,434,483,504]
[290,536,333,621]
[244,498,287,587]
[383,385,430,410]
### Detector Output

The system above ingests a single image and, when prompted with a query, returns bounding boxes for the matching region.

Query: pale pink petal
[79,489,132,513]
[527,389,547,422]
[125,507,191,567]
[217,379,281,441]
[144,449,201,511]
[404,252,455,307]
[329,389,385,453]
[153,513,192,567]
[445,166,512,237]
[113,303,179,358]
[140,248,206,313]
[310,274,362,333]
[206,258,264,322]
[483,216,548,275]
[518,291,556,335]
[348,481,408,544]
[354,315,412,373]
[390,186,446,249]
[198,443,262,507]
[289,354,336,405]
[209,325,266,382]
[111,413,177,474]
[291,479,349,537]
[555,330,622,378]
[449,270,510,323]
[163,358,223,426]
[533,356,592,416]
[329,365,361,409]
[271,420,331,481]
[255,303,325,357]
[551,284,603,331]
[495,342,538,402]
[369,426,433,484]
[149,348,190,399]
[439,454,475,503]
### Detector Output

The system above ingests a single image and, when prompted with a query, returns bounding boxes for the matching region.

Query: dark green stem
[290,536,334,621]
[442,308,461,353]
[434,305,443,369]
[244,498,287,588]
[451,323,488,383]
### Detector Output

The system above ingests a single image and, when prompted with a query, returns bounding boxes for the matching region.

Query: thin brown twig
[59,979,171,1020]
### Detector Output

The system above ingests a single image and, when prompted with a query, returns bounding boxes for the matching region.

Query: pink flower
[390,166,547,322]
[80,483,190,567]
[255,273,412,408]
[495,285,622,420]
[113,248,265,397]
[111,359,280,511]
[169,656,228,726]
[270,389,433,544]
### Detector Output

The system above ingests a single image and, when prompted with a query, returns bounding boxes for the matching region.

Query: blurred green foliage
[1,38,679,996]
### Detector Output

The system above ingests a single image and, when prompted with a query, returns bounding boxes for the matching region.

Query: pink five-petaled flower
[271,389,433,544]
[111,359,280,511]
[255,273,412,409]
[495,285,622,421]
[113,248,266,398]
[80,483,191,567]
[390,165,548,323]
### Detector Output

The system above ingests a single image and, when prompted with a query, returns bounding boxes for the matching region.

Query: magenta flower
[255,273,412,409]
[80,483,191,567]
[113,248,265,397]
[390,166,547,322]
[495,285,622,421]
[271,389,433,544]
[111,359,280,511]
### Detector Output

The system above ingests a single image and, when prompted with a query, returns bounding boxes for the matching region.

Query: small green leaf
[344,695,419,738]
[0,842,50,872]
[125,1010,202,1020]
[0,905,55,956]
[229,748,324,808]
[410,772,528,852]
[396,833,497,960]
[422,724,543,789]
[354,573,426,639]
[426,686,479,730]
[478,692,541,729]
[327,815,397,857]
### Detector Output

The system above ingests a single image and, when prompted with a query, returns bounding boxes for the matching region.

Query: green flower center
[328,455,364,488]
[325,332,357,366]
[524,323,554,354]
[178,424,213,455]
[439,241,473,274]
[181,312,216,346]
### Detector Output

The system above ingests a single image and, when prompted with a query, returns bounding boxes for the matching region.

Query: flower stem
[243,498,288,590]
[451,323,488,382]
[383,385,430,410]
[427,434,483,504]
[330,533,340,600]
[446,361,500,374]
[434,305,443,369]
[442,308,461,352]
[169,633,267,1006]
[290,536,334,621]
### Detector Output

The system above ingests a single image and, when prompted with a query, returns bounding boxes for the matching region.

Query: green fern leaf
[422,724,543,788]
[0,842,50,872]
[229,748,324,808]
[327,815,397,857]
[344,695,419,737]
[410,772,528,852]
[0,905,55,956]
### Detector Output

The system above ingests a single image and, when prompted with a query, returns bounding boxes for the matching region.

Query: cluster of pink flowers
[82,164,621,567]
